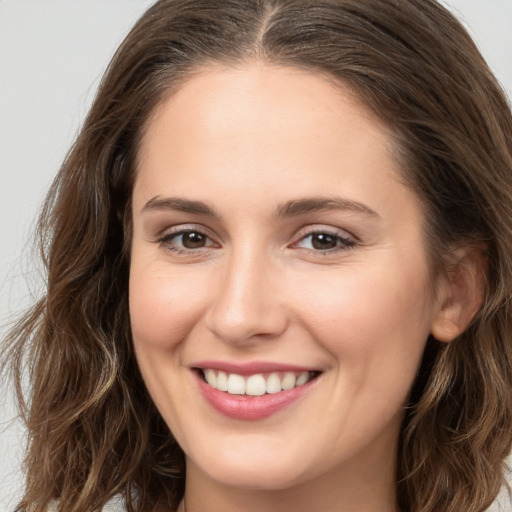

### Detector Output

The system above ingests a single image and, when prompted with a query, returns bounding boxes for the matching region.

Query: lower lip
[195,372,318,420]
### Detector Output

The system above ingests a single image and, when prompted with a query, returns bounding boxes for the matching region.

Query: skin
[129,62,462,512]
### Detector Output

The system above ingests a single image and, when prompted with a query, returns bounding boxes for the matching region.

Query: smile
[202,369,318,396]
[194,364,322,420]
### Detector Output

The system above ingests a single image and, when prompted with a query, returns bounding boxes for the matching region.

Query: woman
[4,0,512,511]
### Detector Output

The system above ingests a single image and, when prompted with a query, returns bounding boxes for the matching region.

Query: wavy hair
[4,1,512,511]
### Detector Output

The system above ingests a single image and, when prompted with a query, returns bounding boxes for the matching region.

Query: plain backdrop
[1,1,511,510]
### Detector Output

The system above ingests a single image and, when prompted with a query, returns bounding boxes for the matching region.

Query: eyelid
[156,223,216,240]
[292,224,356,242]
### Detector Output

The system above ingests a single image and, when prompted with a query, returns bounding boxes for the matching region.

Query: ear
[430,244,487,343]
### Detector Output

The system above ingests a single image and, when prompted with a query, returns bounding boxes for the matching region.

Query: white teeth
[227,374,245,395]
[204,369,217,387]
[217,371,228,391]
[246,374,267,396]
[296,371,309,386]
[281,372,296,390]
[265,372,282,394]
[203,369,316,395]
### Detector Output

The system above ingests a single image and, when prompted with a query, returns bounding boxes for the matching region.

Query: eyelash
[157,226,356,256]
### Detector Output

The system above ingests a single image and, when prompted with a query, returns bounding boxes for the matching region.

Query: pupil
[183,232,205,248]
[312,233,337,250]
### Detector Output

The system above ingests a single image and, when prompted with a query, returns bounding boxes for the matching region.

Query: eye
[159,228,217,253]
[176,231,209,249]
[293,230,355,252]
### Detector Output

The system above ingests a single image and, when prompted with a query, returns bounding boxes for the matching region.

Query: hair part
[4,1,512,511]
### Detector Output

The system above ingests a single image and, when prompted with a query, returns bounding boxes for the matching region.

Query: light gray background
[1,1,511,510]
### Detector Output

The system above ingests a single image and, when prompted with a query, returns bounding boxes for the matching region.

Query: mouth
[193,364,322,420]
[199,368,321,396]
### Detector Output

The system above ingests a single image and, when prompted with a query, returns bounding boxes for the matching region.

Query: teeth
[227,374,245,394]
[281,372,296,390]
[204,369,217,387]
[202,369,315,395]
[246,374,266,396]
[217,371,228,391]
[296,371,309,386]
[266,373,281,394]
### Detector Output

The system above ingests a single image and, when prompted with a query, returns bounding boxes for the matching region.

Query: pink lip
[192,364,320,421]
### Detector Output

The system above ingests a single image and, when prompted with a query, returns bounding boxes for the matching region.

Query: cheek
[128,257,209,422]
[129,257,206,351]
[294,263,433,380]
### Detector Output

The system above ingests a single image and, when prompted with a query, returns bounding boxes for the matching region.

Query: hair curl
[4,1,512,511]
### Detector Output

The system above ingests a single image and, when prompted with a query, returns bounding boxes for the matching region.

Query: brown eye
[181,231,207,248]
[311,233,338,250]
[294,230,355,253]
[159,229,216,253]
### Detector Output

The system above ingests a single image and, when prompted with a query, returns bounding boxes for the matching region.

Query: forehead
[141,63,389,143]
[136,63,399,192]
[132,62,423,236]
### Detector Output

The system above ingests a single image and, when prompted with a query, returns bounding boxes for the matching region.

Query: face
[129,63,445,495]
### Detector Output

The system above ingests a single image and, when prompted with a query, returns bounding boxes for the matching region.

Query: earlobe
[430,245,487,343]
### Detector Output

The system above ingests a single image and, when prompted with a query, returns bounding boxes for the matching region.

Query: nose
[204,249,289,345]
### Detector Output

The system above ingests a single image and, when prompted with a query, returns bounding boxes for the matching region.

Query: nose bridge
[205,242,287,344]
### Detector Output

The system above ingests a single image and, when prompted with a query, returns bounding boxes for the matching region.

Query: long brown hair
[4,1,512,511]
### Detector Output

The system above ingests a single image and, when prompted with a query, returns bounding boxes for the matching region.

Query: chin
[189,442,314,491]
[203,464,307,491]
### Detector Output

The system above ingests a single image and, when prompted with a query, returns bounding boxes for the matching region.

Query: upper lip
[192,360,322,376]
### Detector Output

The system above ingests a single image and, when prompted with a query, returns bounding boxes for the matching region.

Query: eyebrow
[275,197,379,218]
[141,195,379,219]
[141,196,218,216]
